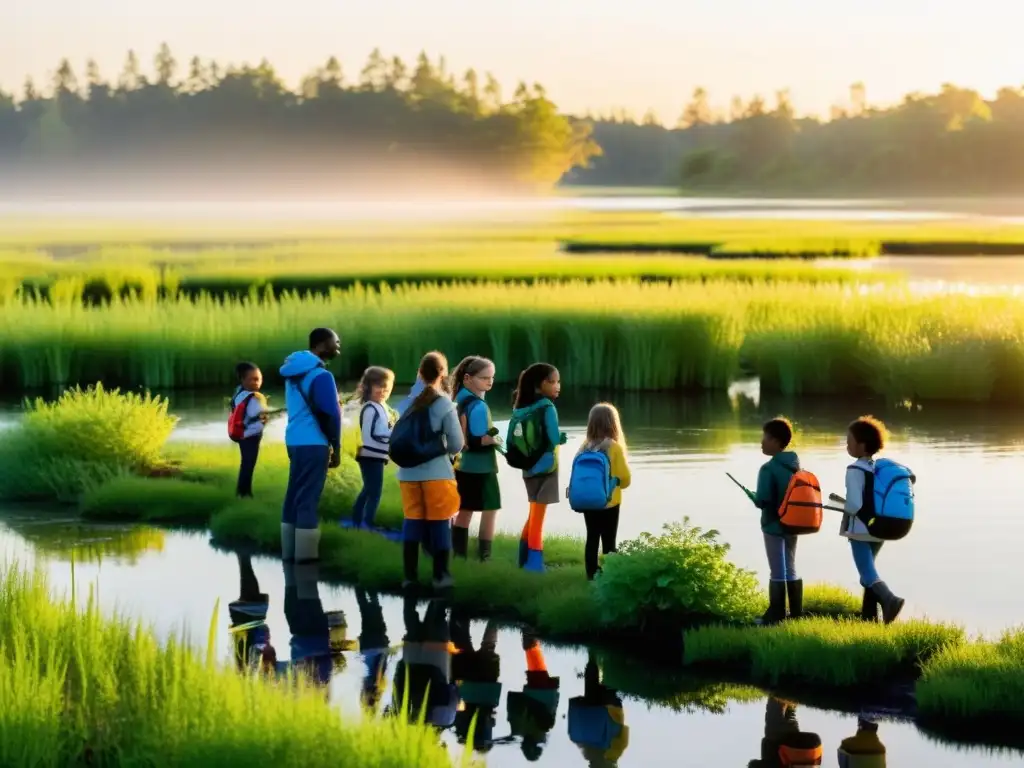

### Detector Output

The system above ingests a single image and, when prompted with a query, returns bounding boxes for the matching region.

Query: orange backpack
[778,469,823,535]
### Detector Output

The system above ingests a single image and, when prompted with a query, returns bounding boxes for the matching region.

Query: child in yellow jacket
[573,403,632,580]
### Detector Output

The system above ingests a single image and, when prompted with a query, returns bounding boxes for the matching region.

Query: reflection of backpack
[568,446,619,512]
[505,406,550,470]
[228,392,256,442]
[389,402,448,468]
[860,459,916,541]
[777,468,823,535]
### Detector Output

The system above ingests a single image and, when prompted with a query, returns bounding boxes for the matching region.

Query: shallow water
[0,515,1019,767]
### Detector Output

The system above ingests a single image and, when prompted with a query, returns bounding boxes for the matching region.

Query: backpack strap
[293,368,331,442]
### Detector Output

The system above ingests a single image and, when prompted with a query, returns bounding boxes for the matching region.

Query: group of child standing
[344,352,631,588]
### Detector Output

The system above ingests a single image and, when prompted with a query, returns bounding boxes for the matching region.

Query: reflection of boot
[451,526,469,559]
[758,582,786,625]
[403,540,420,589]
[281,523,295,562]
[524,549,545,573]
[870,582,905,624]
[861,588,879,622]
[294,527,320,563]
[478,538,492,563]
[786,580,803,619]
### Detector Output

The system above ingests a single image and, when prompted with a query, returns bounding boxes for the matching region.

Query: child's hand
[258,412,270,424]
[745,488,757,503]
[558,432,568,445]
[328,449,342,469]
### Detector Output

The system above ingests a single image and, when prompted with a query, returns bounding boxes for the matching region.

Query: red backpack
[228,393,256,443]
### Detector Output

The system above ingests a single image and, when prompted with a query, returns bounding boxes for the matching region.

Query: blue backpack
[568,447,619,512]
[388,401,449,468]
[861,458,916,540]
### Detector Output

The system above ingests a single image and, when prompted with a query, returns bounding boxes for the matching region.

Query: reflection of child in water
[838,719,886,768]
[278,561,338,692]
[451,607,502,753]
[748,697,823,768]
[228,549,276,674]
[355,588,390,712]
[387,595,459,729]
[506,631,561,762]
[567,651,629,768]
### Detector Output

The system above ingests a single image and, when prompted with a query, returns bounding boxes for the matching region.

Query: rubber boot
[786,579,804,620]
[294,527,320,564]
[451,526,469,559]
[432,549,454,590]
[402,540,420,589]
[861,587,879,622]
[478,538,493,563]
[757,582,787,626]
[281,523,296,562]
[871,581,905,624]
[524,549,545,573]
[518,536,529,568]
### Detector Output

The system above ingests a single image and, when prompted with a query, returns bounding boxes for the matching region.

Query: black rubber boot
[757,581,787,626]
[451,526,469,559]
[786,579,803,619]
[432,549,453,589]
[478,538,493,563]
[871,581,905,624]
[861,587,879,622]
[402,540,420,589]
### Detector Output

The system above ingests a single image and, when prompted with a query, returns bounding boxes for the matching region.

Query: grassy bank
[0,565,456,767]
[2,280,1024,403]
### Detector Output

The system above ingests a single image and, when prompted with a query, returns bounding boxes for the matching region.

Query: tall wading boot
[432,549,454,590]
[757,581,787,626]
[478,538,493,563]
[402,540,420,589]
[280,523,296,562]
[786,579,804,620]
[870,581,905,625]
[451,526,470,559]
[861,587,880,622]
[294,527,321,564]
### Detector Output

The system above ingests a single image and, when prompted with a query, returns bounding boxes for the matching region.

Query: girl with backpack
[450,356,502,562]
[229,362,270,498]
[392,352,464,589]
[351,366,395,529]
[569,403,632,580]
[506,363,567,573]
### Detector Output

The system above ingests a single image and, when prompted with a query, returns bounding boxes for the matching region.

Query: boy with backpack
[228,362,270,498]
[841,416,913,624]
[747,417,822,625]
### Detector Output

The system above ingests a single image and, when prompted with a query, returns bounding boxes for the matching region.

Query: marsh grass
[683,618,966,689]
[917,628,1024,726]
[9,522,166,565]
[0,564,456,767]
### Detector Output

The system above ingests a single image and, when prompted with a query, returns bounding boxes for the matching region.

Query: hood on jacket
[280,350,326,380]
[771,451,800,473]
[511,398,553,419]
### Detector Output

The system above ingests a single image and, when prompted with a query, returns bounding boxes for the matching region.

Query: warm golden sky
[2,0,1018,121]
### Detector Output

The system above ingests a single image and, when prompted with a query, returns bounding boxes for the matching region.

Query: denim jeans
[282,445,330,529]
[763,533,798,581]
[850,540,884,587]
[352,458,385,527]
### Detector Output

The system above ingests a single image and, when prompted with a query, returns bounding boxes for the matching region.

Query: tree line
[0,46,600,198]
[3,46,1022,196]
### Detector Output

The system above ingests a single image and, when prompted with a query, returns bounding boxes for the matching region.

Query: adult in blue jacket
[279,328,342,563]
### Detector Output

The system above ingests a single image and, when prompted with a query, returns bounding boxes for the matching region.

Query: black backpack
[389,402,449,468]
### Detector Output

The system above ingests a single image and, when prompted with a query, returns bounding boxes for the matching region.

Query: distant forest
[2,46,1023,198]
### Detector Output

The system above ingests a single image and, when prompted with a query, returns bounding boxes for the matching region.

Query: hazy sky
[2,0,1019,122]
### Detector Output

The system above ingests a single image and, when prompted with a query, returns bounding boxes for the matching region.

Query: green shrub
[593,519,763,628]
[0,385,177,502]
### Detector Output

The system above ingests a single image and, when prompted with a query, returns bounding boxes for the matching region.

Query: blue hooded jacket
[279,350,341,452]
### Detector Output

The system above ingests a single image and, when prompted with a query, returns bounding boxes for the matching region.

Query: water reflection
[568,651,629,767]
[750,698,823,767]
[507,630,561,761]
[355,588,391,713]
[452,609,502,751]
[838,718,887,767]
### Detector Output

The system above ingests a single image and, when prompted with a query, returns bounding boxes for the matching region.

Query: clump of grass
[0,385,177,502]
[0,564,456,767]
[683,618,966,689]
[593,519,764,628]
[81,476,235,524]
[917,627,1024,727]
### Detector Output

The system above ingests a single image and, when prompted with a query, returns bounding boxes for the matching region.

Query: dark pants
[352,458,386,527]
[282,445,330,529]
[236,435,262,498]
[583,505,620,578]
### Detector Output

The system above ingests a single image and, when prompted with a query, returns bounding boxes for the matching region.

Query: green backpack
[504,406,550,470]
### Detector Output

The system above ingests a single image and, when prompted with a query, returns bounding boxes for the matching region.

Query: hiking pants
[763,533,798,581]
[352,458,386,527]
[583,505,620,578]
[282,445,330,529]
[236,435,262,498]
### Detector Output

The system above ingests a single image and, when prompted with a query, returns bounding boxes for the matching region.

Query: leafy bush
[0,384,177,501]
[593,519,763,628]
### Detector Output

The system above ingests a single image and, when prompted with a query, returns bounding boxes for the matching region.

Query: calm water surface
[0,516,1019,768]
